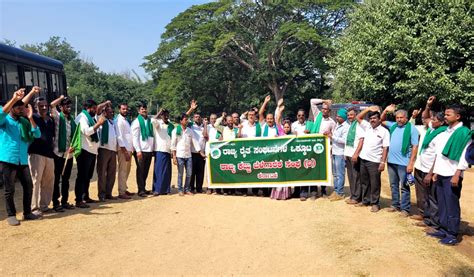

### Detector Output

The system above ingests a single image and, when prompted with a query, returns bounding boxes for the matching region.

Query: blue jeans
[387,163,411,212]
[177,157,193,193]
[332,155,346,196]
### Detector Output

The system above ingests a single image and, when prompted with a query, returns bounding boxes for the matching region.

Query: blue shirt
[386,121,419,166]
[0,107,41,165]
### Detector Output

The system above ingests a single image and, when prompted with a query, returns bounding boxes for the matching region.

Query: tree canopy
[329,0,473,110]
[144,0,354,116]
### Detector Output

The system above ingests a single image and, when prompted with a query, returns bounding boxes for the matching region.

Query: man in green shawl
[50,95,76,212]
[381,105,420,217]
[426,104,471,246]
[131,101,155,197]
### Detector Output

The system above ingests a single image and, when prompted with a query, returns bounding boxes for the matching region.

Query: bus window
[5,63,19,97]
[0,63,5,101]
[38,71,49,99]
[33,68,39,87]
[51,73,59,95]
[24,67,34,91]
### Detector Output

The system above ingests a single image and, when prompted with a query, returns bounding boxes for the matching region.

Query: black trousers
[75,150,96,203]
[53,155,73,207]
[346,156,362,202]
[135,151,153,193]
[1,162,33,216]
[360,159,381,205]
[413,168,439,227]
[190,153,205,193]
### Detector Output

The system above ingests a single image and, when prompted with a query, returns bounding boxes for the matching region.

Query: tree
[330,0,474,110]
[144,0,354,116]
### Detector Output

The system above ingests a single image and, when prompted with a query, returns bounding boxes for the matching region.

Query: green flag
[70,122,82,158]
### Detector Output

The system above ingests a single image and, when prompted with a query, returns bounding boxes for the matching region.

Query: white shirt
[115,114,133,152]
[131,117,154,153]
[332,121,350,156]
[75,112,100,155]
[291,121,306,136]
[98,119,118,152]
[151,118,172,153]
[359,120,390,163]
[223,126,237,141]
[191,123,206,153]
[344,121,365,158]
[261,122,278,137]
[51,109,73,159]
[241,121,258,138]
[433,122,470,177]
[170,126,201,158]
[205,125,220,155]
[415,128,442,173]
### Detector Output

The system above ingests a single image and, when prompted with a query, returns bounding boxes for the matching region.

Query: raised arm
[422,96,435,124]
[202,118,209,141]
[2,89,25,115]
[186,99,198,116]
[259,95,271,124]
[356,105,379,124]
[275,98,284,125]
[96,100,111,115]
[22,86,41,105]
[381,104,396,125]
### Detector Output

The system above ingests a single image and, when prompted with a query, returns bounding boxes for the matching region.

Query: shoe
[118,194,132,199]
[386,207,400,213]
[426,230,446,239]
[153,192,160,197]
[76,202,90,209]
[206,190,212,195]
[235,191,243,196]
[300,196,307,201]
[98,197,106,202]
[40,207,51,213]
[7,216,20,226]
[185,192,194,196]
[257,189,264,197]
[32,210,43,217]
[328,191,336,198]
[400,210,410,217]
[212,192,218,195]
[23,213,41,220]
[105,195,118,200]
[145,190,152,195]
[370,205,380,213]
[138,192,147,197]
[346,199,359,205]
[179,192,184,196]
[62,203,75,210]
[53,206,65,213]
[439,237,459,246]
[84,198,98,204]
[330,194,344,202]
[410,214,424,221]
[125,191,135,196]
[223,192,228,196]
[355,202,368,207]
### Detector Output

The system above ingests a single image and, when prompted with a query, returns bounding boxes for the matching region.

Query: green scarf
[442,126,472,162]
[419,126,447,153]
[166,122,175,137]
[70,123,82,158]
[137,114,153,141]
[215,130,222,139]
[255,122,261,137]
[263,124,279,137]
[306,112,323,134]
[346,121,357,147]
[390,122,412,156]
[58,112,76,152]
[175,122,194,137]
[100,120,110,146]
[81,110,99,142]
[19,117,34,143]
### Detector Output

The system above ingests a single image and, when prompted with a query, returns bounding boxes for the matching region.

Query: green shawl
[19,117,34,143]
[346,120,357,147]
[58,112,76,152]
[441,126,472,162]
[305,112,323,134]
[100,119,110,146]
[390,122,412,156]
[81,110,99,142]
[137,115,153,141]
[263,124,279,137]
[419,126,447,153]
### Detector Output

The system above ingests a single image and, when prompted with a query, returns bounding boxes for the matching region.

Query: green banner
[207,134,332,188]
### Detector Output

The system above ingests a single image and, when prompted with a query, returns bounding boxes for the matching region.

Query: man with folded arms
[426,105,471,246]
[0,88,42,225]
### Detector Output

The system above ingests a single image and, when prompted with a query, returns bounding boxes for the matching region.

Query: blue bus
[0,43,67,104]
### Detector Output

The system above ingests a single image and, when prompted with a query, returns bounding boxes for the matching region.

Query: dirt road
[0,164,472,275]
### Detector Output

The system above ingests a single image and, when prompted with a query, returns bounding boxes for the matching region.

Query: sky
[0,0,210,79]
